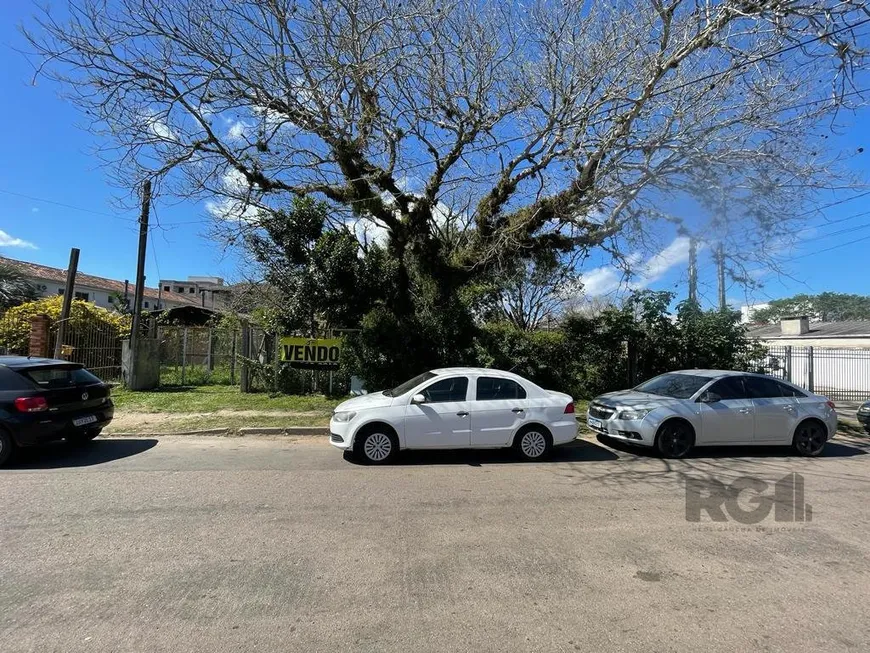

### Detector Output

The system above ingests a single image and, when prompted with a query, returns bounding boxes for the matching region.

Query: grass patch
[111,385,343,414]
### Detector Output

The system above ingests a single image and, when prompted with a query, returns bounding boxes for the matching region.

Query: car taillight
[826,400,836,410]
[14,396,49,413]
[564,402,575,414]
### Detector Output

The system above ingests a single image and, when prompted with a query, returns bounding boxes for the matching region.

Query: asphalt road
[2,434,870,653]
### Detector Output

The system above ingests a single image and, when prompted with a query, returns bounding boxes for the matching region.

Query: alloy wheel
[521,431,547,459]
[658,423,692,458]
[794,423,825,456]
[363,432,393,462]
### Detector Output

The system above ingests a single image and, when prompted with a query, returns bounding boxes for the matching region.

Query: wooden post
[54,247,80,359]
[240,323,251,393]
[181,327,188,386]
[230,329,237,385]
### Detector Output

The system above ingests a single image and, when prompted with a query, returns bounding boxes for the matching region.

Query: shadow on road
[597,434,869,459]
[343,438,619,467]
[10,439,159,470]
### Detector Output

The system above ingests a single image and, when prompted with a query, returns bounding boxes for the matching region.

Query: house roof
[0,255,200,306]
[746,320,870,339]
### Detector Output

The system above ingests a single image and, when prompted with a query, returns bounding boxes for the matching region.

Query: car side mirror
[699,391,721,403]
[411,393,427,405]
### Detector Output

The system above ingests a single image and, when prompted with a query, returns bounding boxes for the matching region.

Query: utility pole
[53,247,80,359]
[715,243,726,311]
[129,179,151,386]
[687,237,698,305]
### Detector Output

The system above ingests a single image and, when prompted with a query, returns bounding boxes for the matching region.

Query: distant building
[740,303,770,324]
[158,275,250,311]
[746,316,870,349]
[1,255,199,311]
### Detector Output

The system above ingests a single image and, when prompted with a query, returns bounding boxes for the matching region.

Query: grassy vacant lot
[107,385,342,434]
[106,388,592,435]
[111,385,341,413]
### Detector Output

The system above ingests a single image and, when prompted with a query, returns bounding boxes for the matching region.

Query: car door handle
[738,407,753,414]
[511,408,524,414]
[782,405,796,411]
[456,411,469,417]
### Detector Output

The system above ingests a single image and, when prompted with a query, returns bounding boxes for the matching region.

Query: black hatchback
[0,356,114,466]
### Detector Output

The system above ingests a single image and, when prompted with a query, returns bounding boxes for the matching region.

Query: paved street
[2,434,870,653]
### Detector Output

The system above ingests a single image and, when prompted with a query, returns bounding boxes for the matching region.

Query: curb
[104,426,329,438]
[239,426,330,436]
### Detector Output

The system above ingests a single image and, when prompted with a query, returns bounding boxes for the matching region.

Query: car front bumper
[328,418,353,451]
[856,410,870,426]
[585,412,656,446]
[9,405,114,447]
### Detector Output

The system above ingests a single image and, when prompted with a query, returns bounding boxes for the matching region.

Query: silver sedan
[587,370,837,458]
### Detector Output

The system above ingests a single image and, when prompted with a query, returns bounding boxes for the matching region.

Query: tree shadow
[343,438,619,467]
[9,439,159,470]
[596,434,868,459]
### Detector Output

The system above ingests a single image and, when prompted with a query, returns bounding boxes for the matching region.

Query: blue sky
[1,4,868,308]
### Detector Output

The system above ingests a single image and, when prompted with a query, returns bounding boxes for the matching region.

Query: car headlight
[859,404,870,414]
[332,411,357,422]
[616,408,652,421]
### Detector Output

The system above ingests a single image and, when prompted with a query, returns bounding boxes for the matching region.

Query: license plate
[587,417,603,430]
[73,415,98,427]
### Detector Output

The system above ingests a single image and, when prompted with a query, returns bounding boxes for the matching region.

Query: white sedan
[329,367,578,464]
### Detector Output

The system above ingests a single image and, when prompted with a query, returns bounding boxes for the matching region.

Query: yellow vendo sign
[280,337,342,367]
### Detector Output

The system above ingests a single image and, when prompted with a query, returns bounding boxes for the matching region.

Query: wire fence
[756,345,870,402]
[158,326,241,386]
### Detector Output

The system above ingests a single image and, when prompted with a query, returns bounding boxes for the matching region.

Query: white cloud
[227,120,249,141]
[578,236,692,298]
[31,207,39,213]
[351,218,390,248]
[205,169,261,222]
[0,229,37,249]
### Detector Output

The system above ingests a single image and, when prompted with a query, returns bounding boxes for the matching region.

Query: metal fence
[757,345,870,402]
[158,325,242,386]
[52,319,124,382]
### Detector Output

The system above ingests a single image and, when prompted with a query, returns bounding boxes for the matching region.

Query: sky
[1,3,869,309]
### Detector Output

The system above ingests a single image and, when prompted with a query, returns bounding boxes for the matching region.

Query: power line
[0,188,137,221]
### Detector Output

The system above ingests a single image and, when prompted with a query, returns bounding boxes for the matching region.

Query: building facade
[1,256,199,311]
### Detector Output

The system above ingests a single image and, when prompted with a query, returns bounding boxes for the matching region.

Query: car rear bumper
[8,405,114,446]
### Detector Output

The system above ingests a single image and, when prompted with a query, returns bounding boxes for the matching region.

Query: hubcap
[797,425,824,454]
[521,431,546,458]
[363,432,392,461]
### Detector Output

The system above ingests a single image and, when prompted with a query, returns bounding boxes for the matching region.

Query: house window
[189,287,195,293]
[74,291,89,301]
[57,289,64,295]
[108,296,114,304]
[163,285,170,292]
[175,286,183,293]
[144,301,149,308]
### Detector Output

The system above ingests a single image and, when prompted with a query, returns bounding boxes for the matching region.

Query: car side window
[475,377,527,400]
[776,381,806,398]
[420,377,469,403]
[707,376,749,400]
[744,376,784,399]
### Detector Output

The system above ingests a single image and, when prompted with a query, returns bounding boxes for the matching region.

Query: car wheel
[655,420,695,459]
[514,426,553,462]
[67,428,102,446]
[355,427,398,465]
[793,420,827,457]
[0,428,16,467]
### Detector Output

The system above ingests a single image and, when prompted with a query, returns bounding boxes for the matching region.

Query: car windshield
[634,373,710,399]
[384,371,437,397]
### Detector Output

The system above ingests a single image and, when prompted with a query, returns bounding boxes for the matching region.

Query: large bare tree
[24,0,869,311]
